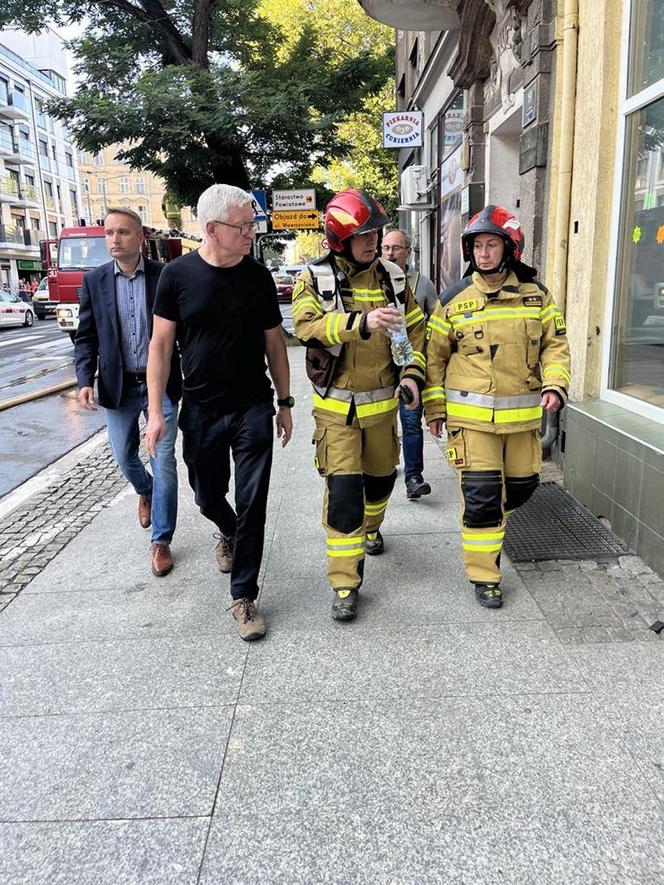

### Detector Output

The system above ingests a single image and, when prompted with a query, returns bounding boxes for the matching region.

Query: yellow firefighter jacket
[293,255,426,428]
[423,270,571,434]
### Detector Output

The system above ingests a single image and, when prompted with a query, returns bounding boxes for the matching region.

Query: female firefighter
[424,206,571,608]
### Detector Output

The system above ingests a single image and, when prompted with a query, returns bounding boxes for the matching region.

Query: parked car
[274,272,295,304]
[32,277,58,320]
[0,290,34,327]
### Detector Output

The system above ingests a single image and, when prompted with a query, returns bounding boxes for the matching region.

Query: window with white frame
[135,177,145,194]
[119,177,129,194]
[609,0,664,410]
[137,204,148,223]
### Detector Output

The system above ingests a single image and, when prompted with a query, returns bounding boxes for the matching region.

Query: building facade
[560,0,664,574]
[361,0,664,575]
[0,28,82,289]
[78,146,198,237]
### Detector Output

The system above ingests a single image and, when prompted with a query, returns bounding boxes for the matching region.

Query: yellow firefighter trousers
[445,426,542,585]
[312,416,400,590]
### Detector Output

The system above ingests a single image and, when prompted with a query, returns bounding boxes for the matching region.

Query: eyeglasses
[381,244,407,252]
[213,220,259,236]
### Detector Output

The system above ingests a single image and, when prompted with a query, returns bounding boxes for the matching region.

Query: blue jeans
[399,400,424,482]
[105,381,178,543]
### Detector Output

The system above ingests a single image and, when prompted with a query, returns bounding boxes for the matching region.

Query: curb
[0,378,78,411]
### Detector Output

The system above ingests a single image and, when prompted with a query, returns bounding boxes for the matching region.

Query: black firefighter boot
[332,588,359,621]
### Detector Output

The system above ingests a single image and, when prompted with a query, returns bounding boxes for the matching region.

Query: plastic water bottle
[389,322,414,366]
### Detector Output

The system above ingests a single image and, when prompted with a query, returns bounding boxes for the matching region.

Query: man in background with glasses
[146,184,292,642]
[382,229,438,500]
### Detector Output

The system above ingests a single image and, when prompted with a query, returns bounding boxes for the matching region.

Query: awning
[357,0,460,30]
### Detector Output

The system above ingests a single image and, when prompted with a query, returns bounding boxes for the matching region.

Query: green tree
[1,0,393,206]
[311,81,399,216]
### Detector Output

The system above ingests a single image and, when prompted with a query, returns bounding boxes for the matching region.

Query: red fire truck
[40,224,200,340]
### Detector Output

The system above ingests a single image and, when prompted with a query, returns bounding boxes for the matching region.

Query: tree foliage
[311,81,399,217]
[0,0,393,207]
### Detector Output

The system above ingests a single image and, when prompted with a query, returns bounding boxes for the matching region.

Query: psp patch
[554,315,567,335]
[452,298,480,315]
[292,279,306,298]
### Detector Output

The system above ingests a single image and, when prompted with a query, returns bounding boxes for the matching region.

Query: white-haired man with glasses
[146,183,292,642]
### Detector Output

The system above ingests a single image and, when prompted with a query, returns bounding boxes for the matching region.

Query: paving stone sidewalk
[0,352,663,884]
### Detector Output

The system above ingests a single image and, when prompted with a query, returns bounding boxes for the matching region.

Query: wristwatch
[277,395,295,408]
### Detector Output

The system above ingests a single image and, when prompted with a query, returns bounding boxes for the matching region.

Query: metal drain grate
[504,482,633,562]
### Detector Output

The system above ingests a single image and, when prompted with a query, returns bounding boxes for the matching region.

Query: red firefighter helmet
[324,189,389,253]
[461,205,525,265]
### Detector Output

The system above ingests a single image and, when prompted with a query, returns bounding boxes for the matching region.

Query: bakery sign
[382,111,424,149]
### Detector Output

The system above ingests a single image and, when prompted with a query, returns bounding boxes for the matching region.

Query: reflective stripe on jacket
[423,270,571,434]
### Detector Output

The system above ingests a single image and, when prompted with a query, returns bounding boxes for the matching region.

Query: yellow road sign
[272,210,320,231]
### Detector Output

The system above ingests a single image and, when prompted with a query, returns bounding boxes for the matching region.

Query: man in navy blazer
[75,208,182,577]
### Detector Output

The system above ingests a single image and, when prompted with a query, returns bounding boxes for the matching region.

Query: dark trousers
[399,400,424,482]
[180,398,274,600]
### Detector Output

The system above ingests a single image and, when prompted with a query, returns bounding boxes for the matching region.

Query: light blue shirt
[114,254,148,373]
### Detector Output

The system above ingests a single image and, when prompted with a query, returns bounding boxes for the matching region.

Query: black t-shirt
[154,251,282,410]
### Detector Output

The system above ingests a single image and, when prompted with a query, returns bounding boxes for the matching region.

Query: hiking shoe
[406,476,432,499]
[332,588,359,621]
[214,533,234,573]
[365,530,384,555]
[474,583,503,609]
[228,596,266,641]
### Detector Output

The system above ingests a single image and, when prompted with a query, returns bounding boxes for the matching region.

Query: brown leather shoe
[151,542,173,577]
[214,533,234,573]
[138,494,152,529]
[228,596,266,641]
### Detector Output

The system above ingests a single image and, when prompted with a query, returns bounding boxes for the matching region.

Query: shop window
[628,0,664,94]
[610,96,664,408]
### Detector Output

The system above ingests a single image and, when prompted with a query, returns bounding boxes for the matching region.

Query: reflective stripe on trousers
[445,389,542,425]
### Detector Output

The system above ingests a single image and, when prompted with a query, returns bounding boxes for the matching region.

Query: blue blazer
[74,257,182,409]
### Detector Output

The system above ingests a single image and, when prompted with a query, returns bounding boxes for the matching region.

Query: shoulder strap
[308,255,352,314]
[376,257,407,314]
[308,257,337,302]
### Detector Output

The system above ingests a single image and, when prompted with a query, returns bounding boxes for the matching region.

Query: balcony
[0,224,26,246]
[358,0,459,29]
[39,155,51,172]
[0,130,36,165]
[45,195,55,211]
[0,90,30,120]
[65,165,76,181]
[0,174,19,201]
[11,183,40,208]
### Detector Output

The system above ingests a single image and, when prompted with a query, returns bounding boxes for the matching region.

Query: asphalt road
[0,319,75,400]
[0,320,106,498]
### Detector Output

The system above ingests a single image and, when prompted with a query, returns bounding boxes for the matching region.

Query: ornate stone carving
[485,0,526,111]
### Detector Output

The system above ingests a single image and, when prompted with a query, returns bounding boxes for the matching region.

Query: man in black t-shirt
[146,184,292,642]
